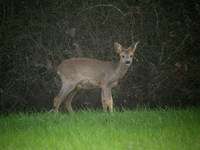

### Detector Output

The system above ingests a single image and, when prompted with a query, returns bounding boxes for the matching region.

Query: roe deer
[53,41,139,113]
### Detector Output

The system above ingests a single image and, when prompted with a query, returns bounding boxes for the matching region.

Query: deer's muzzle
[125,61,130,65]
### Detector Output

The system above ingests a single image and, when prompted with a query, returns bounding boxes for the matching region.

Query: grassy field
[0,108,199,150]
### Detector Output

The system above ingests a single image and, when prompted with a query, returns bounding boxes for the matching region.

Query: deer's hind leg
[54,83,76,113]
[63,89,77,113]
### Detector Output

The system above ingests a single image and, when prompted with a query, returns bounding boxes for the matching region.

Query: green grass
[0,108,200,150]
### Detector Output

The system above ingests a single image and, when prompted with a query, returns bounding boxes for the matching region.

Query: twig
[154,3,159,38]
[161,33,190,66]
[76,4,125,16]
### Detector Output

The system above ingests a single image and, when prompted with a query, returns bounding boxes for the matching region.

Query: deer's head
[114,41,139,67]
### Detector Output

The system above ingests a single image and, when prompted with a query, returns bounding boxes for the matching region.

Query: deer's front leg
[101,87,113,112]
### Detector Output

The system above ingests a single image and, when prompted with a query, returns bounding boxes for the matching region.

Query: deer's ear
[129,41,139,53]
[114,42,123,54]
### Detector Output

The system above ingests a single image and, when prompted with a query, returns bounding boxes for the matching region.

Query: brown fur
[54,41,139,113]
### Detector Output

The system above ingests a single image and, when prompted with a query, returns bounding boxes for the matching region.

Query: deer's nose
[125,60,130,65]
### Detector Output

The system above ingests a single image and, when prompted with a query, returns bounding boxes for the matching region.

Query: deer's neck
[115,61,129,80]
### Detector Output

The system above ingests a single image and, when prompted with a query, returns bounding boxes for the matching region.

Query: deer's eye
[130,55,133,58]
[122,55,125,58]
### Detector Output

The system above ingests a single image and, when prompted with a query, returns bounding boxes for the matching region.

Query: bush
[0,0,199,113]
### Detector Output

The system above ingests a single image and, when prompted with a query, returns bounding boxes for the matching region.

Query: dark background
[0,0,200,113]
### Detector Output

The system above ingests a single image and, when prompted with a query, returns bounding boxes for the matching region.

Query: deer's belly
[77,79,100,90]
[111,81,118,87]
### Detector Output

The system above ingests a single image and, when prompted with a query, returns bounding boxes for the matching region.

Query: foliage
[0,0,200,112]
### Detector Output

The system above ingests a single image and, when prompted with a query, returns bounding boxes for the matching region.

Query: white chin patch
[125,63,130,66]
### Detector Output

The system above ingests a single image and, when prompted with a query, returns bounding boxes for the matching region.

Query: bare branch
[76,4,125,16]
[161,33,190,66]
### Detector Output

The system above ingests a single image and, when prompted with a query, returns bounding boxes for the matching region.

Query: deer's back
[57,58,117,85]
